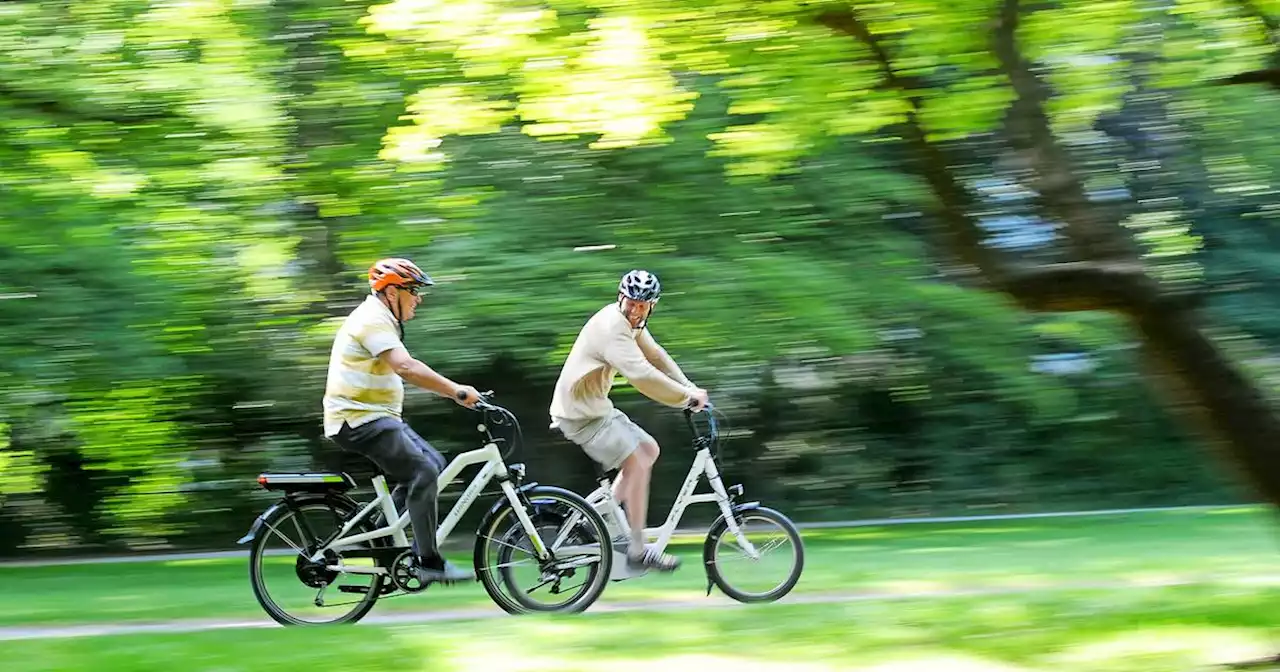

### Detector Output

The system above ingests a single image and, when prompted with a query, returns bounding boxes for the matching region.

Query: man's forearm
[629,371,696,409]
[393,357,460,397]
[647,347,693,388]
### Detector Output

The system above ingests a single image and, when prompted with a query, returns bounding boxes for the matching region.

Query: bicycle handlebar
[455,389,523,460]
[683,399,719,447]
[455,387,494,410]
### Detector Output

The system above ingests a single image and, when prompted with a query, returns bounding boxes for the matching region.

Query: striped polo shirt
[322,295,407,437]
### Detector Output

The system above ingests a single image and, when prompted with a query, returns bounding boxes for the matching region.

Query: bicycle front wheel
[473,485,613,615]
[704,505,805,603]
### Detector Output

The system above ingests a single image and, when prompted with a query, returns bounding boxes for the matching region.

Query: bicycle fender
[235,492,355,545]
[236,500,288,545]
[700,501,763,594]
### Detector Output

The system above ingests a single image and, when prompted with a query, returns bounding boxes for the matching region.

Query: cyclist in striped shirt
[323,257,481,586]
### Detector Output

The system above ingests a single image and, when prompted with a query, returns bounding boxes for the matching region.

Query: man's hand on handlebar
[686,387,710,413]
[452,384,483,408]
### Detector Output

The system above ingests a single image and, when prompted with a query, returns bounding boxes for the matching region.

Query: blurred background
[2,0,1278,565]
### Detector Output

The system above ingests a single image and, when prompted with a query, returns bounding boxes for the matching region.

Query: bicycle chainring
[390,550,430,594]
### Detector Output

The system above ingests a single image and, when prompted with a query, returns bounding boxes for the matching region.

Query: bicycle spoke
[489,557,539,570]
[524,577,555,593]
[479,534,539,558]
[290,516,308,547]
[263,519,305,554]
[720,535,789,561]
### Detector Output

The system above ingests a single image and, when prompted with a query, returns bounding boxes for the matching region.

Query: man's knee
[623,442,659,472]
[391,428,442,489]
[637,440,660,466]
[410,458,440,491]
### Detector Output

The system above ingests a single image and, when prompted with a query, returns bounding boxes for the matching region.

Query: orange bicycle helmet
[368,257,434,292]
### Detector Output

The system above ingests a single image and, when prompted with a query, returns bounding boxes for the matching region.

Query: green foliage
[2,0,1278,554]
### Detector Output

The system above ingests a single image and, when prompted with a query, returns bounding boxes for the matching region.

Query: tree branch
[814,10,993,273]
[815,6,1160,313]
[1233,0,1280,48]
[0,83,176,125]
[989,0,1140,262]
[1212,0,1280,87]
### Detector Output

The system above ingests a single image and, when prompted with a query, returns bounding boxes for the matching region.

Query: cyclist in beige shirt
[550,270,708,572]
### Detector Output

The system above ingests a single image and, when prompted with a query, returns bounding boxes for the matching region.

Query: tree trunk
[816,1,1280,509]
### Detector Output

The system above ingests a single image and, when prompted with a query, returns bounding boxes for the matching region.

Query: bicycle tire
[248,496,389,626]
[473,485,613,615]
[703,505,805,603]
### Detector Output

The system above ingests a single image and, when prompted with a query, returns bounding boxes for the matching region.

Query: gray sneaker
[413,559,476,585]
[627,546,681,573]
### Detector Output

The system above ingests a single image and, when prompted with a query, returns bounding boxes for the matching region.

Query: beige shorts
[554,408,655,471]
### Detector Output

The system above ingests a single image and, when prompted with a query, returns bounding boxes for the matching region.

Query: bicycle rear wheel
[704,505,804,603]
[474,485,613,615]
[248,496,389,625]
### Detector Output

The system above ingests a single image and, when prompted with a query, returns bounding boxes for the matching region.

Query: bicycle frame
[579,408,762,580]
[300,440,550,575]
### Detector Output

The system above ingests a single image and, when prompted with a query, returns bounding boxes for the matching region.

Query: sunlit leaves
[62,379,199,539]
[1019,0,1141,133]
[918,76,1016,141]
[0,426,43,499]
[364,0,556,69]
[381,85,515,166]
[517,15,698,148]
[1122,210,1204,283]
[709,122,812,177]
[367,2,699,150]
[1159,0,1274,86]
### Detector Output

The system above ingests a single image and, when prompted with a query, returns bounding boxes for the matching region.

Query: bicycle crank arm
[322,563,389,576]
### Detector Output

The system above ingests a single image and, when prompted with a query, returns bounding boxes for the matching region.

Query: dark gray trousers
[332,417,447,561]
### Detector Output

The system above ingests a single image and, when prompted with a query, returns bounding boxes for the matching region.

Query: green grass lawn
[2,506,1279,628]
[7,583,1280,671]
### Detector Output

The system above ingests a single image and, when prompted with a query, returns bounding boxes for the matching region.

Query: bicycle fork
[703,456,761,560]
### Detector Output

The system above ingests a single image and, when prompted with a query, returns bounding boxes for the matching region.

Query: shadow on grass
[7,584,1280,672]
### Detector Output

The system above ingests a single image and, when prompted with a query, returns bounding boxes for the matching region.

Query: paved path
[0,504,1247,569]
[0,575,1233,642]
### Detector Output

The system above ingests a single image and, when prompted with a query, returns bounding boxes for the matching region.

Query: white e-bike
[570,402,805,603]
[237,392,613,625]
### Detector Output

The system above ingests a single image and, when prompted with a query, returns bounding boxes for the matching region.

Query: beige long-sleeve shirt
[549,303,696,421]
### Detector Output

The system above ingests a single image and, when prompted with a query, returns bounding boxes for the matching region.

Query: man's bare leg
[618,442,658,556]
[610,470,631,541]
[611,470,627,509]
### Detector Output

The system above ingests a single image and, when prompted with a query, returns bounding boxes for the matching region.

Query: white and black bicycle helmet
[617,269,661,329]
[618,269,662,302]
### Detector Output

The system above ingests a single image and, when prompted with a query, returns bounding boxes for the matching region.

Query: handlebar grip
[456,389,495,401]
[684,399,713,413]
